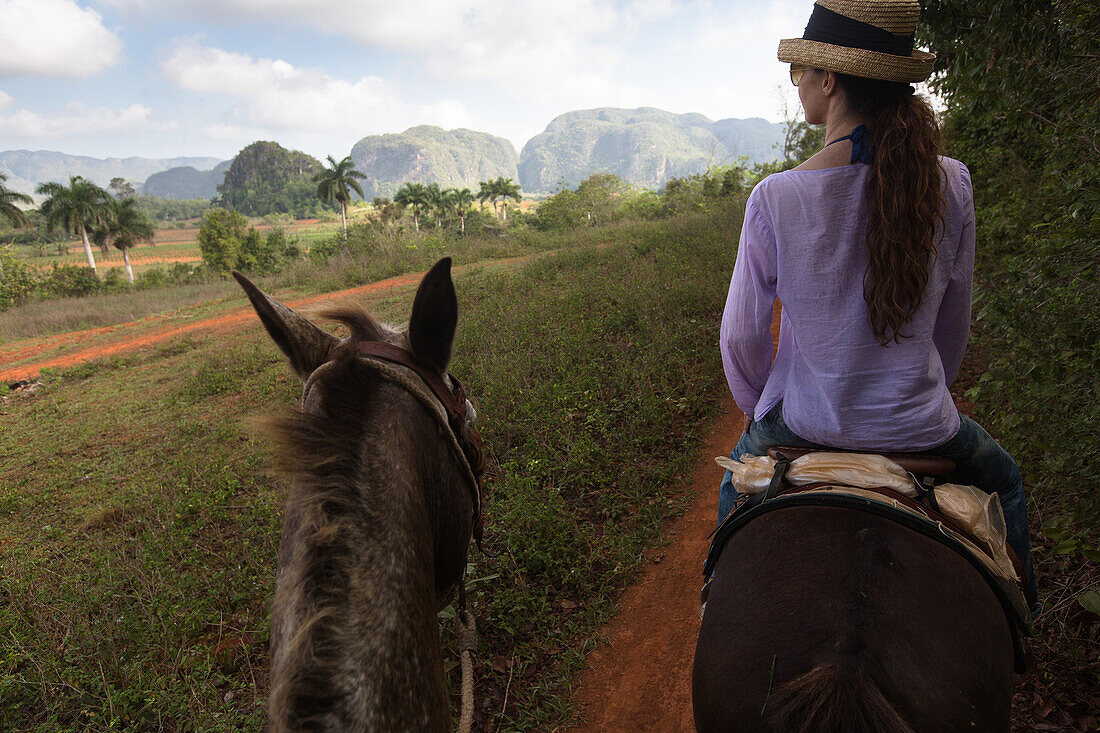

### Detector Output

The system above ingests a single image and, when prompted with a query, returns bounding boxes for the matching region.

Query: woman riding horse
[716,0,1037,610]
[693,1,1036,730]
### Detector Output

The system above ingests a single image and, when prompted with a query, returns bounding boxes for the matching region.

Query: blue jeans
[718,403,1038,610]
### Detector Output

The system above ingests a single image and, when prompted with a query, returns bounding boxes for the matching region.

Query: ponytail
[836,74,944,345]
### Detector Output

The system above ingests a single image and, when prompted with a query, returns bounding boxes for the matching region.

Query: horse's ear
[233,271,337,380]
[408,257,457,373]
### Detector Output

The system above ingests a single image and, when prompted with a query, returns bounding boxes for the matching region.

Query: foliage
[197,208,295,275]
[198,208,250,272]
[920,0,1099,539]
[35,176,110,269]
[920,2,1099,721]
[108,177,136,198]
[313,155,366,235]
[215,141,322,218]
[537,174,632,230]
[0,171,33,229]
[134,195,214,223]
[0,245,36,309]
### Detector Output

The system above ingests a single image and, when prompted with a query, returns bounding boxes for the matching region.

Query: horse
[692,476,1019,732]
[234,258,482,732]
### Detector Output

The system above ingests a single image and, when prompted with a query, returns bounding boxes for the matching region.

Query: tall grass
[0,205,740,731]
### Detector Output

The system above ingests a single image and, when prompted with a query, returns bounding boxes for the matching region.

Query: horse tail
[766,664,915,733]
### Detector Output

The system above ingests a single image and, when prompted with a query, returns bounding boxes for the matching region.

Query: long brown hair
[837,73,944,345]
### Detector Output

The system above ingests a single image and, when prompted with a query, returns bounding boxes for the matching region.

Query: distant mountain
[217,141,322,218]
[350,126,519,199]
[0,150,223,196]
[518,108,786,192]
[141,160,231,200]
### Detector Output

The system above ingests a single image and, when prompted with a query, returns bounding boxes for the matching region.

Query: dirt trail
[0,269,428,383]
[565,403,738,733]
[565,303,781,732]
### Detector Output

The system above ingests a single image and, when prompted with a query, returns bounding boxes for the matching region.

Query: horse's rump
[692,506,1014,732]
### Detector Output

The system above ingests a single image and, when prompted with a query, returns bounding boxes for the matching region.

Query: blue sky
[0,0,813,161]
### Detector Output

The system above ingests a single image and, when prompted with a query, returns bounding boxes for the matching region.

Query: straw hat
[777,0,935,83]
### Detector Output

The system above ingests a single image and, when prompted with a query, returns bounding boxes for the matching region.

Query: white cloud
[109,0,681,104]
[0,0,122,78]
[160,42,478,154]
[0,101,150,137]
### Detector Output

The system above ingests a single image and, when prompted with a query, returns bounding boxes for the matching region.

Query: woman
[718,0,1038,611]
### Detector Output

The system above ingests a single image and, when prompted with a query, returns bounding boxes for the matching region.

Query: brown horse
[692,504,1016,732]
[235,258,480,732]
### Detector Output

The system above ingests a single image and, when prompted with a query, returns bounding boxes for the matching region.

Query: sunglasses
[790,64,807,87]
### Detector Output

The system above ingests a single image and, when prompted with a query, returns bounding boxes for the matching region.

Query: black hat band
[802,4,914,57]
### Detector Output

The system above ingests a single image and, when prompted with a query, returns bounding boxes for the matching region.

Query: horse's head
[238,259,480,730]
[234,258,481,609]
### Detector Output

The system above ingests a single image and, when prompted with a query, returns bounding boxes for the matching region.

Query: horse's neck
[268,445,452,732]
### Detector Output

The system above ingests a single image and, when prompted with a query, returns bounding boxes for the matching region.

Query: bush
[0,246,36,310]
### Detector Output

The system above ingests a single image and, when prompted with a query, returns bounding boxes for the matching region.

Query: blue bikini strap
[824,124,872,164]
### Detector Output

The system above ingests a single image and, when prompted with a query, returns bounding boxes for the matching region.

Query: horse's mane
[261,303,416,729]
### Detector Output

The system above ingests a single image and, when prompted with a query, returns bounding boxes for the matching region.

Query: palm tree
[36,176,109,273]
[0,172,33,229]
[423,183,444,228]
[477,180,498,219]
[394,182,428,232]
[313,155,366,238]
[101,197,155,283]
[445,188,475,235]
[495,177,522,223]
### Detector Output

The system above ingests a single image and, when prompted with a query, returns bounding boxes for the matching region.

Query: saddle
[703,446,1033,673]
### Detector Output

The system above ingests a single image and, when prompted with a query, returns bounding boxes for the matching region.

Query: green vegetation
[35,176,110,273]
[312,155,366,238]
[215,141,322,218]
[197,209,297,276]
[922,0,1099,718]
[91,198,156,283]
[0,172,33,228]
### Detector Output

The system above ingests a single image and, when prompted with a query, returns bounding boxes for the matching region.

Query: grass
[0,206,739,731]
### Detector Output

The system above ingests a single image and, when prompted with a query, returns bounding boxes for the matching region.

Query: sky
[0,0,815,162]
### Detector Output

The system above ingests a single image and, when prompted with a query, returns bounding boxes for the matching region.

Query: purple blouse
[720,157,975,451]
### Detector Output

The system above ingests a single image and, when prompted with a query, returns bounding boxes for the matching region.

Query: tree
[394,182,429,232]
[36,176,109,273]
[423,183,444,228]
[493,177,522,222]
[100,197,155,283]
[477,180,498,219]
[445,188,475,234]
[108,177,136,199]
[313,155,365,238]
[198,208,250,271]
[0,172,32,229]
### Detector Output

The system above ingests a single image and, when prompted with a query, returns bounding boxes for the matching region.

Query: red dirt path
[0,270,424,383]
[564,302,781,732]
